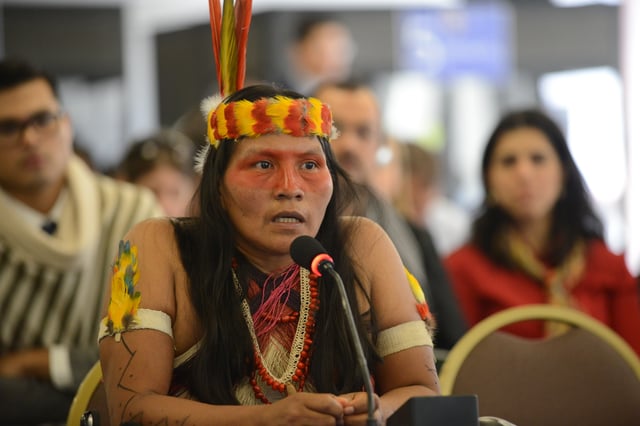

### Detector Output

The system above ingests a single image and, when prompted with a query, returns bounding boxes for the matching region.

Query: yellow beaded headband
[204,0,335,149]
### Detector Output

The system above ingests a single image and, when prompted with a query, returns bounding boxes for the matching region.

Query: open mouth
[274,217,301,223]
[273,212,304,223]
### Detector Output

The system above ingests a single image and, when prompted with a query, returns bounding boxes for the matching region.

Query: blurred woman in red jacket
[445,109,640,355]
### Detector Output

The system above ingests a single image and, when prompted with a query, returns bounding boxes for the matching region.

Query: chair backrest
[439,304,640,426]
[66,361,109,426]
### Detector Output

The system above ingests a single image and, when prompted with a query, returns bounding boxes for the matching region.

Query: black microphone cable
[290,235,377,426]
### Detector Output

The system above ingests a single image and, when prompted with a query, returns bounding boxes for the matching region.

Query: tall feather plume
[219,0,237,95]
[234,0,252,90]
[208,0,222,91]
[207,0,252,97]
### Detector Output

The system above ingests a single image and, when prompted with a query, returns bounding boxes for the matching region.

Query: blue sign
[397,2,513,84]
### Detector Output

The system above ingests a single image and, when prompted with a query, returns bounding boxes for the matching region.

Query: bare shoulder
[127,216,174,236]
[339,215,393,255]
[338,215,403,284]
[121,217,182,274]
[339,217,419,327]
[126,217,175,248]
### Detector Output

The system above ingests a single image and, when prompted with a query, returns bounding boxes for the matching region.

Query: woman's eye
[531,153,546,164]
[302,161,317,170]
[499,155,516,167]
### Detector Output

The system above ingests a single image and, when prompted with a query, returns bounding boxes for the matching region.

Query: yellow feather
[267,96,294,133]
[107,241,142,336]
[235,99,257,135]
[216,105,229,139]
[405,267,425,303]
[220,0,238,96]
[307,98,324,133]
[405,267,431,321]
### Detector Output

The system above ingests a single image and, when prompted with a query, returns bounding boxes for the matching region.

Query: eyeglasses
[0,110,65,147]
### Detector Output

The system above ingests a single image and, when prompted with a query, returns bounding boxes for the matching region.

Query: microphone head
[290,235,334,275]
[290,235,325,270]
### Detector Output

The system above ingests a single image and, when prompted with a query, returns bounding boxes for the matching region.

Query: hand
[0,348,50,380]
[262,391,353,425]
[338,391,383,426]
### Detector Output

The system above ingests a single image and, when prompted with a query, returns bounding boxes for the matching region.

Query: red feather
[208,0,222,92]
[285,101,304,136]
[234,0,252,92]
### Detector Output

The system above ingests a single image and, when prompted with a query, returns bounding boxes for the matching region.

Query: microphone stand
[326,268,377,426]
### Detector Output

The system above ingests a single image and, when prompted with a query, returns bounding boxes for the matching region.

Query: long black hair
[173,84,379,404]
[472,108,603,267]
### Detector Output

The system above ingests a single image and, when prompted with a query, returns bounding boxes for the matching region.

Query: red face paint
[221,134,333,270]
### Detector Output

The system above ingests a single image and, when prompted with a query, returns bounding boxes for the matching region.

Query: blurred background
[1,0,638,275]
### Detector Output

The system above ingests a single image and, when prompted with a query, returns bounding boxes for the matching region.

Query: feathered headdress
[208,0,252,98]
[197,0,336,172]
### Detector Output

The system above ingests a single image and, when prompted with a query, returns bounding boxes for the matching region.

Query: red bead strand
[251,273,319,403]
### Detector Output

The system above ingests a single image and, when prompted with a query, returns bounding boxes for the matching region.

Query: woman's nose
[275,167,303,200]
[513,158,535,178]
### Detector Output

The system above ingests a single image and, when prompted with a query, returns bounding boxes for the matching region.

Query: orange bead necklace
[232,265,319,404]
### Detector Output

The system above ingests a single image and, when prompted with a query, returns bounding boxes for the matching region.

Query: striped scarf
[502,230,586,336]
[0,156,161,359]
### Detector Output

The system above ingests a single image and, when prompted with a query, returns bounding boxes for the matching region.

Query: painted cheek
[304,168,332,189]
[222,171,261,213]
[315,174,334,204]
[299,169,321,185]
[226,165,272,190]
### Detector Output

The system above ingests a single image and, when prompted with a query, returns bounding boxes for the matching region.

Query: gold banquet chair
[66,361,109,426]
[439,304,640,426]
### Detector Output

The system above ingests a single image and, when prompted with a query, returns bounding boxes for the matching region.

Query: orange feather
[234,0,252,92]
[208,0,222,92]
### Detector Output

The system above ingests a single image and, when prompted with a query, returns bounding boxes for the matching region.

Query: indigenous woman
[98,84,439,425]
[445,109,640,355]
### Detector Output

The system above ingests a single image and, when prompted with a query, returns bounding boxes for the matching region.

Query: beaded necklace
[232,265,319,403]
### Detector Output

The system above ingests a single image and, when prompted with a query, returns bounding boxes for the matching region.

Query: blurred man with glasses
[0,58,163,424]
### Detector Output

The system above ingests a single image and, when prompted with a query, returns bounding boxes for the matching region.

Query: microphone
[290,235,335,276]
[290,235,377,426]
